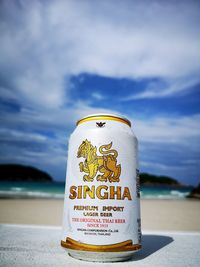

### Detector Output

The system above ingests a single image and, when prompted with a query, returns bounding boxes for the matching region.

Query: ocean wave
[140,190,190,199]
[10,187,25,191]
[0,188,191,200]
[170,190,190,198]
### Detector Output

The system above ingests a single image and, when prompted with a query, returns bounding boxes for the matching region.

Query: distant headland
[0,163,185,187]
[140,173,181,187]
[187,184,200,199]
[0,164,53,182]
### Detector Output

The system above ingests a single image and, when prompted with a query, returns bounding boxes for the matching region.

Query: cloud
[132,114,200,146]
[91,92,105,100]
[0,128,47,142]
[123,78,200,100]
[0,0,200,109]
[1,96,199,181]
[140,161,183,172]
[0,0,200,184]
[0,101,118,180]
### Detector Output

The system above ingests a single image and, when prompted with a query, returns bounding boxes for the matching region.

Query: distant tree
[140,173,179,185]
[0,164,53,182]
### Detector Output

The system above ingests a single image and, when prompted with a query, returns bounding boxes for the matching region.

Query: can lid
[76,113,131,127]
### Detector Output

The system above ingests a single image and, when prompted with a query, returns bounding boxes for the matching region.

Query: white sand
[0,199,200,231]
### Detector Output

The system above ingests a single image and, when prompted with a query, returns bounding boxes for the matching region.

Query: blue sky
[0,0,200,185]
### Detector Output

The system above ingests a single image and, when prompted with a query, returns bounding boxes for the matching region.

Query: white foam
[10,187,25,191]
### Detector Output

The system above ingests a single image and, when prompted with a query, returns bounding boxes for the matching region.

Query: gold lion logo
[77,139,121,183]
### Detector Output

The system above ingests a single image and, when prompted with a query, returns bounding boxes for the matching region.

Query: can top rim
[76,113,131,127]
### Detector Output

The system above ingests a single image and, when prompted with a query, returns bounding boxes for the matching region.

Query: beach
[0,199,200,231]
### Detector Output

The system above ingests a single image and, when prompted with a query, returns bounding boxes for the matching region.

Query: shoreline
[0,196,192,200]
[0,198,200,231]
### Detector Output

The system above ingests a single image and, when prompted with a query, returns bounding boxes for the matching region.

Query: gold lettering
[110,186,121,199]
[77,186,82,199]
[96,185,108,199]
[69,186,77,199]
[68,185,132,200]
[122,187,132,200]
[83,186,95,199]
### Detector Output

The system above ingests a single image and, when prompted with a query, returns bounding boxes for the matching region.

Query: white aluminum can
[61,114,141,262]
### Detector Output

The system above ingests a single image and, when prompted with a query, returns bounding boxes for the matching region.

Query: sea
[0,182,193,200]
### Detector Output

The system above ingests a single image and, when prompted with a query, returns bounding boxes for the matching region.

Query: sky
[0,0,200,185]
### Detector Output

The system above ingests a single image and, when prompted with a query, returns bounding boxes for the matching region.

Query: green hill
[0,163,181,186]
[0,164,53,182]
[140,173,180,186]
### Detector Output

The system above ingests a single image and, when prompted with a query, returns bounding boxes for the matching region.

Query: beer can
[61,114,141,262]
